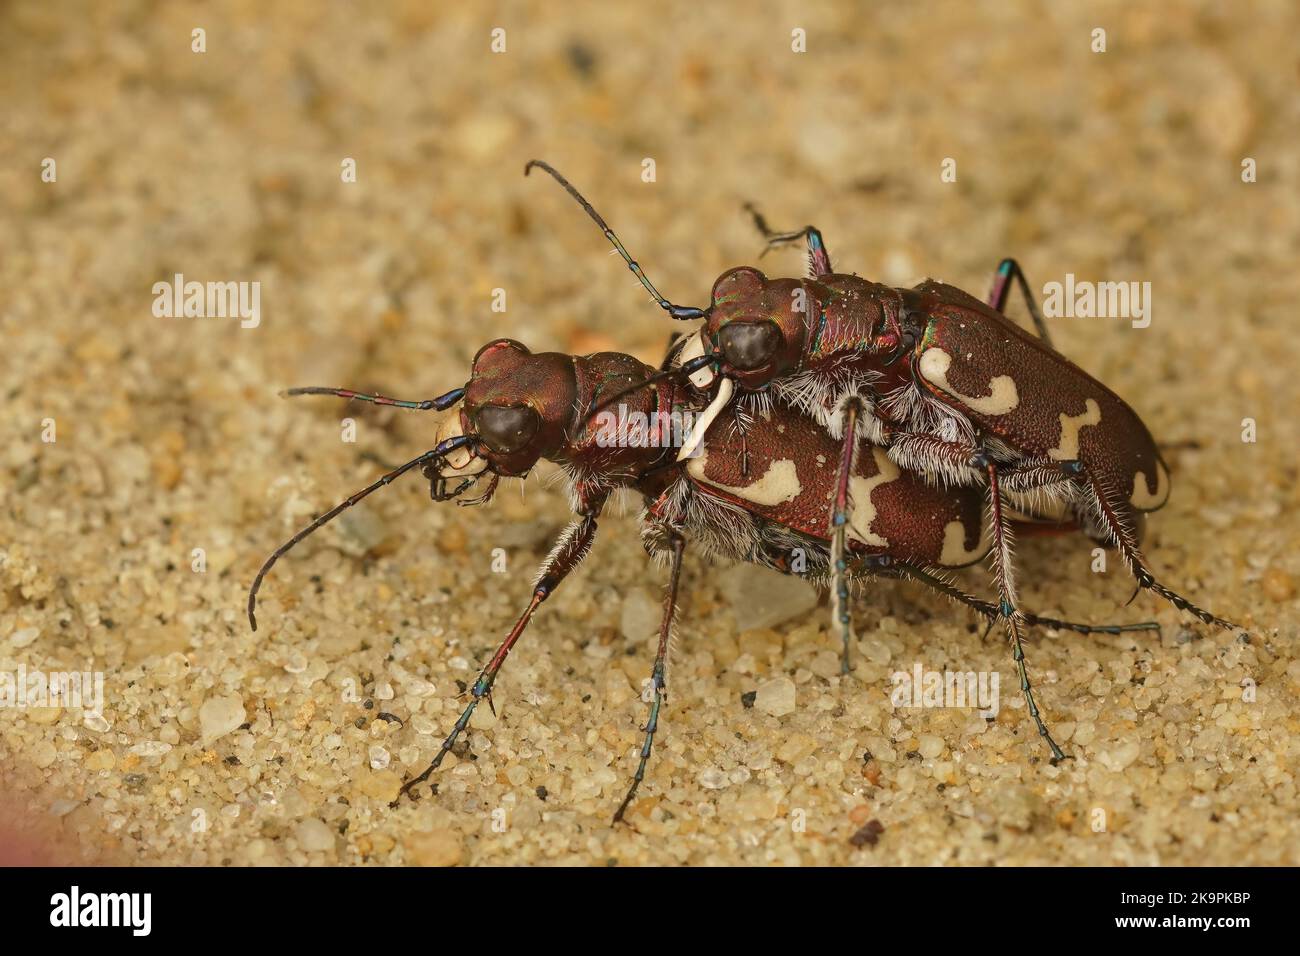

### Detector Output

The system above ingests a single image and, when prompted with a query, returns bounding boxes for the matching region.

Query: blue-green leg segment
[394,514,601,805]
[743,204,833,277]
[613,529,686,824]
[982,460,1068,763]
[858,558,1159,637]
[988,258,1053,346]
[830,398,864,674]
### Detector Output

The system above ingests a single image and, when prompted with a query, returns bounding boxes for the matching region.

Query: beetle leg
[999,459,1083,494]
[456,473,500,507]
[1082,474,1241,632]
[981,457,1070,763]
[731,404,752,478]
[889,434,1081,506]
[988,258,1053,346]
[883,560,1160,636]
[614,527,686,824]
[997,459,1085,519]
[829,397,865,673]
[886,432,986,485]
[395,511,603,805]
[742,203,833,277]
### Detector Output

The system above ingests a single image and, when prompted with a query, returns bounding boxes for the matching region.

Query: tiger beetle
[523,160,1241,761]
[249,331,1157,822]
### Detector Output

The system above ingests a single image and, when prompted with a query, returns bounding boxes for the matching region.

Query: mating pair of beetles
[247,160,1238,823]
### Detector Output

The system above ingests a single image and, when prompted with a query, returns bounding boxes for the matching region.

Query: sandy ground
[2,0,1298,866]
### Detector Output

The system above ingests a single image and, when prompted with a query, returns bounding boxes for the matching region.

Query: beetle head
[455,339,577,477]
[678,268,807,395]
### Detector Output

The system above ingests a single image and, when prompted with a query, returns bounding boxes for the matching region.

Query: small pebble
[733,787,780,820]
[1098,740,1141,772]
[698,767,728,790]
[295,817,335,852]
[724,565,818,631]
[129,740,172,758]
[9,627,39,648]
[1261,568,1295,602]
[406,828,463,866]
[199,693,246,744]
[849,819,885,848]
[337,507,391,553]
[85,750,115,772]
[917,735,944,759]
[32,741,57,768]
[754,676,797,717]
[356,770,402,803]
[619,588,660,643]
[403,678,436,698]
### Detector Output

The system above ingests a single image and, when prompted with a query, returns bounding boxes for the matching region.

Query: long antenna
[247,434,475,631]
[524,160,706,321]
[281,385,465,411]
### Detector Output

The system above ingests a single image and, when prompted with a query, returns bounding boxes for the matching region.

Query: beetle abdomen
[684,403,988,569]
[914,300,1170,514]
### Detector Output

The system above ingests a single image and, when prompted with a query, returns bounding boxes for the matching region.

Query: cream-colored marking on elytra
[939,518,986,565]
[676,330,716,389]
[434,411,488,476]
[845,447,902,548]
[918,347,1020,415]
[1130,460,1170,510]
[676,377,733,462]
[686,450,801,506]
[1048,398,1102,460]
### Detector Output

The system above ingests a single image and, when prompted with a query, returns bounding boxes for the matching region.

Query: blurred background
[1,0,1296,866]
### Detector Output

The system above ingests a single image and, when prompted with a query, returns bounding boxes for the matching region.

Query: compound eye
[476,404,540,455]
[718,321,782,371]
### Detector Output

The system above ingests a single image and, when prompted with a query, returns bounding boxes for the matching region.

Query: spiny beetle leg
[1083,473,1242,633]
[731,405,752,478]
[888,432,1083,502]
[984,460,1069,764]
[742,203,833,278]
[394,512,602,806]
[394,594,541,805]
[988,258,1053,347]
[829,397,864,674]
[456,473,499,508]
[999,459,1084,495]
[886,432,986,486]
[882,560,1160,637]
[613,527,686,825]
